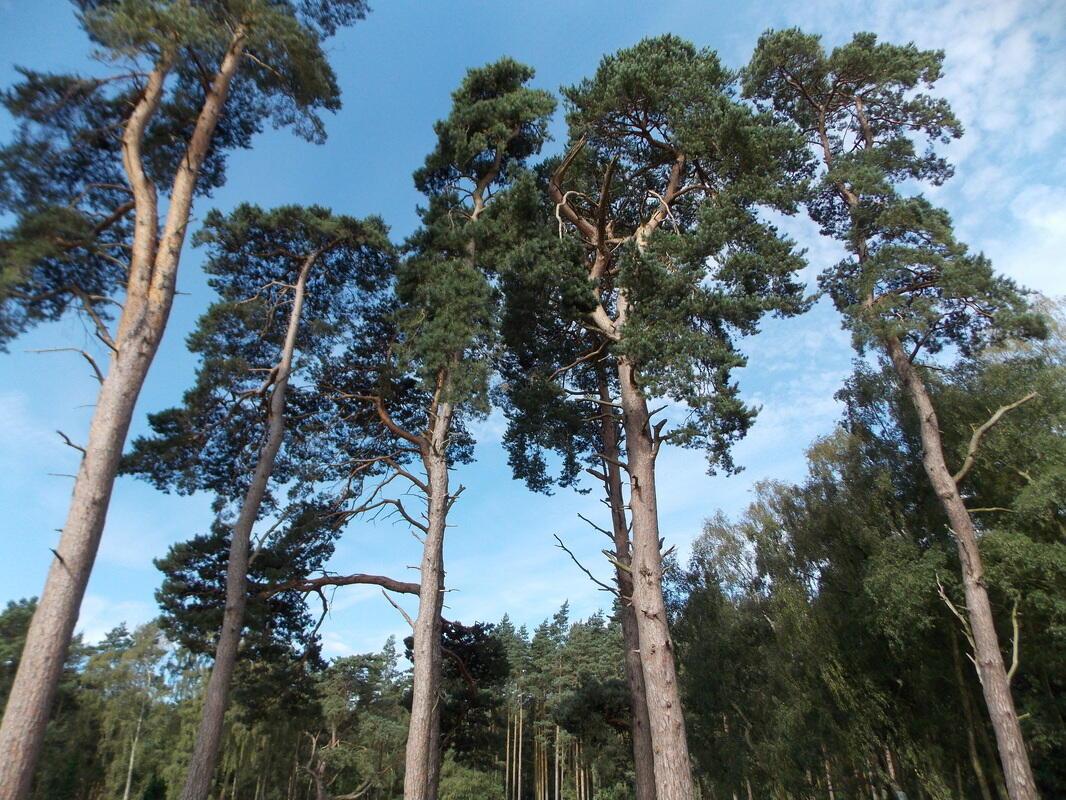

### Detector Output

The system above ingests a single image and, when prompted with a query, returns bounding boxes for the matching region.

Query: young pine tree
[0,4,369,793]
[122,203,391,800]
[744,29,1046,800]
[508,36,810,800]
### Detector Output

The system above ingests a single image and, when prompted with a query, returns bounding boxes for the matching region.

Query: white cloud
[76,594,156,644]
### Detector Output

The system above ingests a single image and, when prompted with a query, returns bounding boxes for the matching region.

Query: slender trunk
[616,356,695,800]
[884,336,1037,800]
[403,403,451,800]
[180,252,313,800]
[554,726,560,800]
[506,708,512,800]
[0,31,246,800]
[951,617,997,800]
[122,702,146,800]
[518,703,524,800]
[597,366,657,800]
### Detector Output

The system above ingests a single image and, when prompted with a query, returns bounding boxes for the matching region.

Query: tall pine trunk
[616,356,695,800]
[179,251,313,800]
[402,403,451,800]
[884,336,1037,800]
[597,367,657,800]
[0,31,246,800]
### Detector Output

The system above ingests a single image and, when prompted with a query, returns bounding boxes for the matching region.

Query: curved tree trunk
[616,357,695,800]
[0,31,246,800]
[597,367,657,800]
[179,251,313,800]
[402,403,451,800]
[885,335,1037,800]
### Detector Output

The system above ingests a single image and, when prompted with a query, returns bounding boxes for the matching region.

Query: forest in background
[0,2,1062,800]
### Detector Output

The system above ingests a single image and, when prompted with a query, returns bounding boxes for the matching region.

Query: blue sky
[1,0,1063,658]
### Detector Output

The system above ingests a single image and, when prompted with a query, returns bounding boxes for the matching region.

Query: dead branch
[381,589,416,628]
[554,533,617,595]
[56,430,86,456]
[937,574,976,668]
[258,572,420,598]
[29,347,105,384]
[576,512,615,540]
[1007,596,1020,685]
[953,392,1038,484]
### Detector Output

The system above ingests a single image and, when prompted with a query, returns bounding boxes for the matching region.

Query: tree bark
[951,626,996,800]
[0,30,246,800]
[616,356,695,800]
[402,403,451,800]
[597,367,657,800]
[884,336,1038,800]
[179,249,313,800]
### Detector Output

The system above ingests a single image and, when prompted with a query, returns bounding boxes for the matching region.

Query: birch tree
[0,3,369,794]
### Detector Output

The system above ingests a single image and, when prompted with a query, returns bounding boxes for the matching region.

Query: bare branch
[381,589,415,628]
[259,572,420,598]
[1007,596,1021,685]
[577,512,614,540]
[953,392,1038,484]
[553,533,617,595]
[56,430,86,456]
[29,347,105,384]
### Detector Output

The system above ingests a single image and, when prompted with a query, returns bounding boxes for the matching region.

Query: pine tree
[744,29,1046,800]
[501,35,809,799]
[321,58,554,800]
[0,4,370,793]
[122,202,391,800]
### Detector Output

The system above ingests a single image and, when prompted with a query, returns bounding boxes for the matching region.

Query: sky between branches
[0,0,1063,657]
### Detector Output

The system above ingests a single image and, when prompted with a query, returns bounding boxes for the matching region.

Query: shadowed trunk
[885,335,1037,800]
[0,30,246,800]
[597,366,657,800]
[616,356,695,800]
[179,249,314,800]
[402,402,452,800]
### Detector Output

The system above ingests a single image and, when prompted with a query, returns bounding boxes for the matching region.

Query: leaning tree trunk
[616,356,695,800]
[402,403,452,800]
[597,367,657,800]
[0,32,247,800]
[885,335,1038,800]
[179,251,313,800]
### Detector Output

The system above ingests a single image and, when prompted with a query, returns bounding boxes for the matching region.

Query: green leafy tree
[744,28,1047,800]
[0,4,370,793]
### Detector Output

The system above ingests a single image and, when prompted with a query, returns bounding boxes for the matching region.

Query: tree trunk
[122,702,146,800]
[616,356,695,800]
[885,336,1038,800]
[0,31,247,800]
[402,404,451,800]
[180,251,313,800]
[951,627,996,800]
[597,367,657,800]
